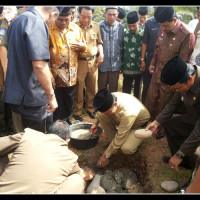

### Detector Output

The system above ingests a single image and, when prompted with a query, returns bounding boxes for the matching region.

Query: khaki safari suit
[0,128,85,194]
[145,20,195,119]
[74,20,103,115]
[94,92,150,158]
[156,65,200,167]
[0,18,22,135]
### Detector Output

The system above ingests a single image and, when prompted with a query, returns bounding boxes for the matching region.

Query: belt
[78,55,96,61]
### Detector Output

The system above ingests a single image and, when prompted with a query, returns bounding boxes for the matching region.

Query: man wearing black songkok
[146,55,200,172]
[138,6,148,30]
[145,6,195,139]
[117,7,126,23]
[90,88,150,168]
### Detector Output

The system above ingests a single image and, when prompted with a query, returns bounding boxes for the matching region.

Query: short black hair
[78,6,94,13]
[0,7,3,15]
[48,120,71,140]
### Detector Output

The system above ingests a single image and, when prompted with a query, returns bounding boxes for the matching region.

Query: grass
[148,164,192,193]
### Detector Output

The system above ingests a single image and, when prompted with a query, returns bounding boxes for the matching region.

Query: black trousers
[0,91,13,135]
[162,113,197,168]
[122,74,142,100]
[11,104,53,133]
[141,69,152,104]
[53,85,76,121]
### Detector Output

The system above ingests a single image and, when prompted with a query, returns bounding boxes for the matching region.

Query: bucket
[70,122,102,150]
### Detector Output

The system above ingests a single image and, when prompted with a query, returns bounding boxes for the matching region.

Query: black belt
[78,55,96,61]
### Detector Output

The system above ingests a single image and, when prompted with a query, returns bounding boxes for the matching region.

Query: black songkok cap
[127,11,139,24]
[93,88,115,112]
[0,7,3,15]
[138,7,148,16]
[154,7,175,23]
[161,55,195,86]
[118,7,126,19]
[57,7,71,16]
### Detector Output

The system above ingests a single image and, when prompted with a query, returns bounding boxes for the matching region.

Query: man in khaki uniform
[145,7,195,139]
[0,120,94,194]
[74,6,104,121]
[0,6,20,136]
[90,88,150,168]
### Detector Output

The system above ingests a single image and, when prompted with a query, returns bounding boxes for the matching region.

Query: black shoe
[86,111,95,119]
[180,162,195,170]
[156,131,165,139]
[73,115,84,122]
[162,156,170,164]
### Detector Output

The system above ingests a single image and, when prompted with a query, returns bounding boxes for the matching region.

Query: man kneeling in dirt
[146,55,200,172]
[0,120,94,194]
[90,88,150,167]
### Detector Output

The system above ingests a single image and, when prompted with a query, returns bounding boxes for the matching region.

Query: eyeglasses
[80,15,92,20]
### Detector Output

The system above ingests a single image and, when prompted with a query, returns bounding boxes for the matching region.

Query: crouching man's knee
[121,136,142,155]
[121,145,138,155]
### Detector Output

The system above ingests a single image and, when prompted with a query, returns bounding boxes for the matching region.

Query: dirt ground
[68,115,192,194]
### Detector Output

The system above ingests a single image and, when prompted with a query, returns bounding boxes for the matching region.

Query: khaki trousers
[74,59,97,115]
[97,113,144,155]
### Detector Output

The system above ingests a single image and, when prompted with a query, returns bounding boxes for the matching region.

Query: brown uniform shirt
[151,20,195,83]
[0,18,8,91]
[75,20,103,58]
[156,65,200,156]
[0,128,82,194]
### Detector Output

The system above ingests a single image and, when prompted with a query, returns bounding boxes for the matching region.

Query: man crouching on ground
[90,88,150,167]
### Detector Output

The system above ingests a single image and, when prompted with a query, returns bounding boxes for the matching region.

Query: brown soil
[69,115,191,194]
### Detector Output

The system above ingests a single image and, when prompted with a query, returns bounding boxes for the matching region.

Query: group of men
[0,5,200,193]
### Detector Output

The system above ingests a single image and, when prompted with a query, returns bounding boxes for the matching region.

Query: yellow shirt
[49,22,87,87]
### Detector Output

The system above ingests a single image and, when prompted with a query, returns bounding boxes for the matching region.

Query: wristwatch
[175,151,184,159]
[141,58,144,61]
[104,154,109,159]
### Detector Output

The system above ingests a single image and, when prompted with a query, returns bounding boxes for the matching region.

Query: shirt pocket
[90,33,98,45]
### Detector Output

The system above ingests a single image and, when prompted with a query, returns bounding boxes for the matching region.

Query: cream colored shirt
[95,92,150,157]
[0,128,81,194]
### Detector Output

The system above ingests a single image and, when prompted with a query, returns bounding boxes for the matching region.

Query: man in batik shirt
[121,11,144,100]
[49,7,87,124]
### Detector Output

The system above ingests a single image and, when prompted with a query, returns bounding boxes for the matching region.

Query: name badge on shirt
[0,27,7,37]
[159,37,163,40]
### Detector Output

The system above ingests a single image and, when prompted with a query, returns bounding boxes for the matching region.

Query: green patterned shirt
[121,28,144,75]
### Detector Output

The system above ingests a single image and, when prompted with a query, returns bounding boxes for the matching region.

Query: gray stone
[161,181,179,192]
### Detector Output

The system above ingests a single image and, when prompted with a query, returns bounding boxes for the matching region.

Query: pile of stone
[86,168,141,194]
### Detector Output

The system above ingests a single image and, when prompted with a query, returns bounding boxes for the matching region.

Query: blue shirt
[142,17,160,68]
[3,7,50,107]
[99,20,124,72]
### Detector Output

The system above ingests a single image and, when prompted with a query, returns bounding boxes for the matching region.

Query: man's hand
[47,95,58,113]
[169,154,183,172]
[99,154,109,168]
[83,170,95,181]
[140,60,146,72]
[149,65,155,74]
[70,42,84,52]
[145,120,160,136]
[51,77,56,89]
[90,124,97,133]
[96,54,104,67]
